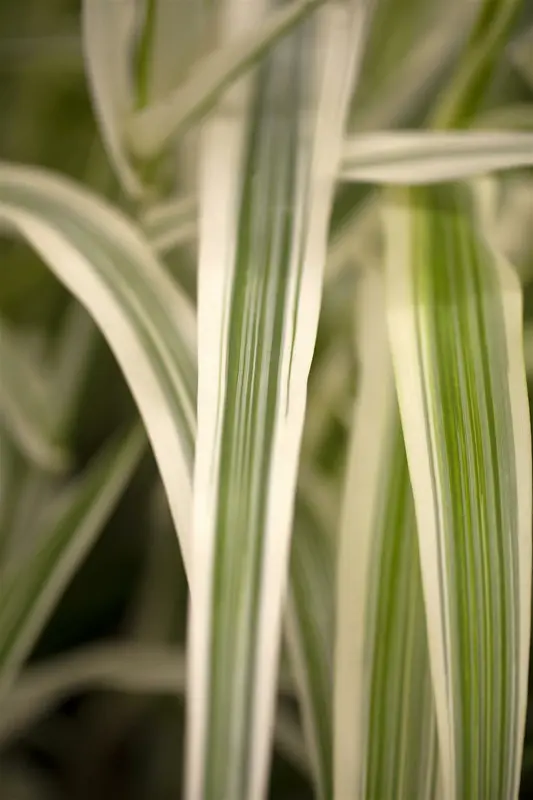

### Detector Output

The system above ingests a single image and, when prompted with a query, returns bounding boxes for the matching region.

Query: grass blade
[82,0,141,196]
[127,0,327,159]
[341,131,533,184]
[0,317,69,472]
[0,642,307,776]
[188,2,369,796]
[334,269,438,800]
[0,163,196,568]
[0,426,145,697]
[285,497,335,800]
[140,195,198,254]
[384,183,532,799]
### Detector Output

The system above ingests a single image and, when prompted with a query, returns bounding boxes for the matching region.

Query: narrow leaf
[0,317,68,472]
[384,183,532,799]
[334,270,439,799]
[0,643,307,776]
[0,426,145,697]
[141,195,198,254]
[0,163,196,568]
[285,497,335,800]
[510,23,533,89]
[188,3,370,797]
[127,0,327,159]
[341,131,533,184]
[82,0,142,196]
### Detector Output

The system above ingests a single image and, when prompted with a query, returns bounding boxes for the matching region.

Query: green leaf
[82,0,142,196]
[140,195,197,254]
[187,3,369,797]
[510,22,533,89]
[0,642,307,776]
[348,0,478,131]
[285,497,335,800]
[340,131,533,184]
[334,269,438,800]
[0,316,68,472]
[0,159,332,799]
[384,183,531,799]
[0,163,196,568]
[431,0,523,128]
[127,0,327,159]
[0,426,145,698]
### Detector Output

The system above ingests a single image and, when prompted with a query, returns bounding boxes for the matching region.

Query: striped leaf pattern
[385,183,531,799]
[340,131,533,185]
[0,164,196,567]
[285,498,335,800]
[335,270,438,800]
[0,317,68,473]
[0,159,336,800]
[188,3,369,797]
[0,426,145,699]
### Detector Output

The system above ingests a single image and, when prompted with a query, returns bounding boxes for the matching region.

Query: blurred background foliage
[0,0,532,798]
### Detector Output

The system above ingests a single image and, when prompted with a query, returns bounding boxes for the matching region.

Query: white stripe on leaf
[188,2,372,798]
[341,131,533,184]
[384,183,531,799]
[334,269,438,800]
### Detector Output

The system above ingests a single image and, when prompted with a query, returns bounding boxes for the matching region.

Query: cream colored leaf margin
[334,269,438,800]
[384,184,531,799]
[188,2,372,798]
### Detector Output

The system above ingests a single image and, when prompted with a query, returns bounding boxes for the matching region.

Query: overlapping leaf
[187,2,372,797]
[0,163,196,567]
[340,131,533,184]
[334,270,438,800]
[384,183,531,799]
[0,426,145,697]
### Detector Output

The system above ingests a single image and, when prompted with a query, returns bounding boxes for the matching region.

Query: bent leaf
[384,183,532,799]
[341,131,533,184]
[0,317,68,472]
[0,163,196,569]
[82,0,141,196]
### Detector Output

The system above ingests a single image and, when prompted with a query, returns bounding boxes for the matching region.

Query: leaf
[349,0,479,131]
[285,498,336,800]
[187,2,371,797]
[0,426,145,697]
[82,0,142,196]
[127,0,327,159]
[0,642,308,776]
[0,316,68,473]
[135,0,213,106]
[140,195,197,254]
[340,131,533,184]
[431,0,523,127]
[334,269,439,800]
[0,163,197,569]
[384,183,532,799]
[509,23,533,89]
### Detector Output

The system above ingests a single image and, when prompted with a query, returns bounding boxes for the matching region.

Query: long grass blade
[334,269,438,800]
[0,317,68,472]
[82,0,141,196]
[0,164,196,567]
[341,131,533,184]
[285,497,335,800]
[127,0,327,159]
[0,643,307,776]
[0,426,145,698]
[188,2,370,797]
[384,183,532,799]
